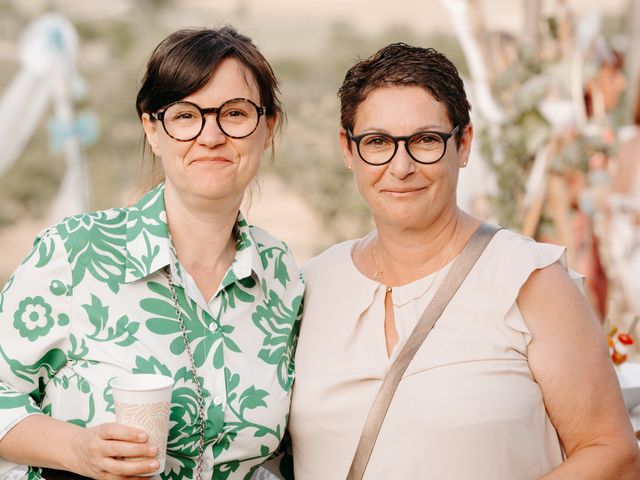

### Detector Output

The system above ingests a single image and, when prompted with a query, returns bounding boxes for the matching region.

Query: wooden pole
[523,0,542,56]
[626,0,640,124]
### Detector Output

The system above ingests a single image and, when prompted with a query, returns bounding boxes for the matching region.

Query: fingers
[76,424,161,479]
[102,440,157,459]
[101,457,159,478]
[97,423,148,443]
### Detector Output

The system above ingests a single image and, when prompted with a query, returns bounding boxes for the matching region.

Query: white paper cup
[110,374,174,476]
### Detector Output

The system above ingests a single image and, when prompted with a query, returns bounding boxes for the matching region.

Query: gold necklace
[372,222,460,307]
[372,241,387,286]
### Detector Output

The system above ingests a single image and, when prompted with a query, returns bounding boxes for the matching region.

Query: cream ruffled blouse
[290,228,571,480]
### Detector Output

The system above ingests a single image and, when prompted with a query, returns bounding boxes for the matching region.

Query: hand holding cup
[109,374,174,477]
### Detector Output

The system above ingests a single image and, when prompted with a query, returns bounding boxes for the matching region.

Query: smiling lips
[381,186,428,195]
[190,155,231,165]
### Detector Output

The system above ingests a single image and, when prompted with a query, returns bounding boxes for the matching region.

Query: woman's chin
[173,179,243,206]
[374,208,433,229]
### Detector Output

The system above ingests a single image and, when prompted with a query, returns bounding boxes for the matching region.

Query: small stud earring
[347,165,353,171]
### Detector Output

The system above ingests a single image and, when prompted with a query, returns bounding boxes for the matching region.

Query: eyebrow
[357,125,449,134]
[171,98,260,109]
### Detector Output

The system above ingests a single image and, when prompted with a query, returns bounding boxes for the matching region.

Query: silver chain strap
[165,267,206,480]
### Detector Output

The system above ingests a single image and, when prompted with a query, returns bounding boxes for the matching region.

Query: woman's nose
[388,141,416,179]
[196,114,226,147]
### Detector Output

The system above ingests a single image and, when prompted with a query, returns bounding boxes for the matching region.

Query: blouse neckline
[345,238,457,308]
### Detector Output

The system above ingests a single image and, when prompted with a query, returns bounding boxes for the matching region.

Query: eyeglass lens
[162,99,260,140]
[358,132,448,164]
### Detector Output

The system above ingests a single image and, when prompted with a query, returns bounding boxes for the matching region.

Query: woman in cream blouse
[288,43,639,479]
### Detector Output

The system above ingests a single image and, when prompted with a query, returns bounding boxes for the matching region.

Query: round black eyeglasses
[151,98,265,141]
[348,125,460,165]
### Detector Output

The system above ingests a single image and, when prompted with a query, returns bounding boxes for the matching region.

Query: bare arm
[518,262,640,479]
[0,414,158,479]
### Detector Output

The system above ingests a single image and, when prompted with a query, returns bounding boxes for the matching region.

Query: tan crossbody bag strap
[346,223,501,480]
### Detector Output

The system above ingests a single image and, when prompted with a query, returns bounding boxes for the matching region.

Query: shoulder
[301,239,357,285]
[485,228,586,316]
[245,223,305,293]
[246,223,289,251]
[489,227,556,250]
[467,227,573,315]
[484,227,566,270]
[31,208,133,294]
[1,210,132,310]
[19,207,128,267]
[52,207,129,252]
[247,223,297,268]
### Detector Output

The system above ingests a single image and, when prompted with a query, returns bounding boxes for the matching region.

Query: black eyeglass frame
[348,125,460,166]
[151,97,266,141]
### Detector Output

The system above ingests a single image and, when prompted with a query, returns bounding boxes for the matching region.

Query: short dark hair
[136,26,282,123]
[338,43,470,146]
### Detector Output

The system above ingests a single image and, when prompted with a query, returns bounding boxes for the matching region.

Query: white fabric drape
[0,70,53,177]
[0,12,92,224]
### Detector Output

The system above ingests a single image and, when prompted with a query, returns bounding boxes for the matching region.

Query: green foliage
[475,12,626,231]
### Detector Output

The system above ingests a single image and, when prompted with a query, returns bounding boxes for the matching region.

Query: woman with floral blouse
[0,26,303,479]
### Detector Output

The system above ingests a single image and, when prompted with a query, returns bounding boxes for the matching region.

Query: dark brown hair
[338,43,470,146]
[136,26,282,122]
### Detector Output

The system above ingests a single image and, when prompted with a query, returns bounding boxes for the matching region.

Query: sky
[8,0,631,57]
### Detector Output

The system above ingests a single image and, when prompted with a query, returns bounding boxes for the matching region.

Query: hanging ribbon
[48,112,99,153]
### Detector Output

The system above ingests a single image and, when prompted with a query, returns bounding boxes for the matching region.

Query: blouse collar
[123,182,265,288]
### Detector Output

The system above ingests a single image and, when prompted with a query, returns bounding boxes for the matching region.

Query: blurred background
[0,0,639,337]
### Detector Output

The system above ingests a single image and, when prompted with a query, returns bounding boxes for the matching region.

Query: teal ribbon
[48,112,99,152]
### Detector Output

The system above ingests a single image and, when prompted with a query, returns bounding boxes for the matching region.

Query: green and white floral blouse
[0,183,304,480]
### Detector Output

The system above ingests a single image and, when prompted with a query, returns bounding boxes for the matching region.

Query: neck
[164,182,239,273]
[372,208,475,286]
